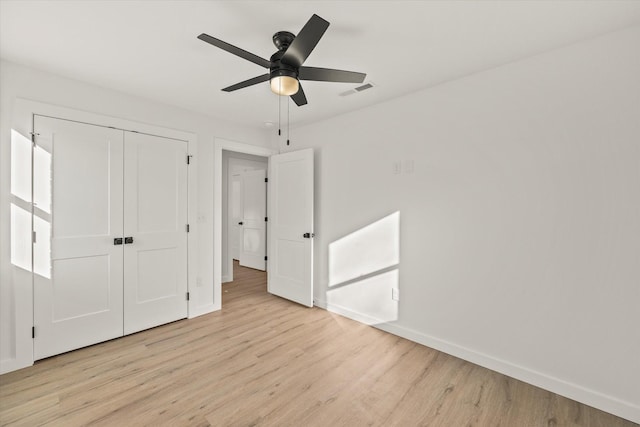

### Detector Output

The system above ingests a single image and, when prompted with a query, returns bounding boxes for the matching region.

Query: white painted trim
[0,269,33,374]
[315,299,640,424]
[221,275,231,283]
[15,98,196,142]
[312,299,386,326]
[214,138,276,311]
[1,101,41,374]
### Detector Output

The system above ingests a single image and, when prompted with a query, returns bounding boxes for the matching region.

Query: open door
[268,149,314,307]
[239,169,267,271]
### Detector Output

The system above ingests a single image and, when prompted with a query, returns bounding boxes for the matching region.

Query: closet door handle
[238,221,243,225]
[114,238,123,245]
[124,237,134,244]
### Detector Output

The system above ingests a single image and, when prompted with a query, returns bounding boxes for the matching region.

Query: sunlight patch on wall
[327,211,400,325]
[33,216,51,279]
[327,269,399,325]
[10,204,31,272]
[11,129,31,203]
[10,129,53,278]
[329,211,400,287]
[34,145,52,214]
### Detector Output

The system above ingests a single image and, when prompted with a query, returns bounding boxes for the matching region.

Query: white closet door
[34,116,124,360]
[239,169,267,271]
[123,132,188,335]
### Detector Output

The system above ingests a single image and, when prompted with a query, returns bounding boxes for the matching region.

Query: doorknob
[238,221,243,225]
[114,238,123,245]
[124,237,134,244]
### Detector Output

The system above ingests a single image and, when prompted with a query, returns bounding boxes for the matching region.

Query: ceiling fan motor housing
[269,49,298,80]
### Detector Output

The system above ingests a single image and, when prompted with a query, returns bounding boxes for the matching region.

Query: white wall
[0,60,271,372]
[221,150,268,281]
[283,26,640,422]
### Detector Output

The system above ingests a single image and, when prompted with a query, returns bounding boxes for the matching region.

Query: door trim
[213,139,276,310]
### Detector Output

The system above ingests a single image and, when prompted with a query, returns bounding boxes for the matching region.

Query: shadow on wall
[11,129,51,279]
[326,211,400,325]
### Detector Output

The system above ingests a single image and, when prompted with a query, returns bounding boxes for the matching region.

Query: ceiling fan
[197,14,366,106]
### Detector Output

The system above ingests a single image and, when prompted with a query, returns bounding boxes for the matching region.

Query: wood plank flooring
[0,261,636,426]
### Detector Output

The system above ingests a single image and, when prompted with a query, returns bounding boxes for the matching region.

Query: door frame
[4,98,198,374]
[213,138,276,310]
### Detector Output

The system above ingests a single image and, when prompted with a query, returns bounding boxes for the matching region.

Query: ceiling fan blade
[198,33,271,68]
[299,67,366,83]
[222,74,270,92]
[291,84,308,106]
[281,14,329,68]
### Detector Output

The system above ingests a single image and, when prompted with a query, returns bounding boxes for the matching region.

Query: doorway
[222,150,269,283]
[213,139,314,310]
[213,139,276,311]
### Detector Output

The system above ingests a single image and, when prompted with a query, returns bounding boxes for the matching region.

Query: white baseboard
[221,275,231,283]
[314,299,640,424]
[0,358,33,375]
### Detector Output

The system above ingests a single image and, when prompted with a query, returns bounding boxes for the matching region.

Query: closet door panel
[123,132,188,335]
[34,116,124,360]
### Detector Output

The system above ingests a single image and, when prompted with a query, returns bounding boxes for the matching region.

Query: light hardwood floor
[0,262,636,426]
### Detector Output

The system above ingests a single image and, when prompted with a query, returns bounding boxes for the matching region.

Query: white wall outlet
[392,288,400,301]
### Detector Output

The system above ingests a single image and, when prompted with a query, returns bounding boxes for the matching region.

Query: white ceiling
[2,1,640,130]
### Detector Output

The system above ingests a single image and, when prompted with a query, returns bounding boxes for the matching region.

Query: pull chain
[278,80,282,137]
[287,96,290,146]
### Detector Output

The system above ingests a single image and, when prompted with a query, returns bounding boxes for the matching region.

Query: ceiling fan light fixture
[270,75,299,96]
[198,13,366,107]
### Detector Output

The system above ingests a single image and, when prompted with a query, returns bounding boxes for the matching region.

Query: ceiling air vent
[339,82,375,97]
[354,83,373,92]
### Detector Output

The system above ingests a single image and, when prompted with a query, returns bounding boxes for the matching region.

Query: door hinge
[29,132,39,145]
[32,231,37,243]
[187,155,193,165]
[186,292,190,301]
[265,217,268,222]
[264,256,268,261]
[186,224,190,232]
[264,177,268,183]
[32,326,35,339]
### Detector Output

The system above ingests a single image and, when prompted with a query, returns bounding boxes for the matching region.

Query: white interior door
[239,169,267,271]
[268,149,314,307]
[123,132,188,335]
[34,116,124,360]
[230,174,242,260]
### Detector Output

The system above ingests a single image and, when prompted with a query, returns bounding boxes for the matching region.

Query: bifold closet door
[123,132,188,335]
[34,116,124,360]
